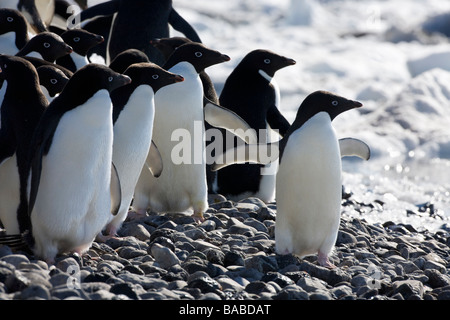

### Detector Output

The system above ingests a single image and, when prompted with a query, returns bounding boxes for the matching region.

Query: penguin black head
[150,37,192,61]
[123,62,184,93]
[290,91,362,133]
[70,64,131,94]
[238,49,296,77]
[109,49,150,74]
[60,29,104,56]
[0,8,28,36]
[165,42,231,73]
[0,8,29,51]
[16,32,73,62]
[0,54,39,84]
[37,65,70,98]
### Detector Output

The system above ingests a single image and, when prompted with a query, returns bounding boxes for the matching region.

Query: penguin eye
[6,17,13,22]
[108,76,114,82]
[332,100,339,106]
[43,42,51,48]
[73,37,80,42]
[152,74,159,80]
[50,79,58,84]
[264,59,271,64]
[195,51,203,58]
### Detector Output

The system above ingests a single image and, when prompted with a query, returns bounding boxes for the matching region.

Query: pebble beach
[1,192,449,301]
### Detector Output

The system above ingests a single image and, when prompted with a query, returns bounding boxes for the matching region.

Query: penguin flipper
[203,97,258,144]
[110,162,121,216]
[339,138,371,161]
[211,142,279,171]
[79,0,120,22]
[266,105,291,137]
[19,0,48,33]
[28,113,61,217]
[145,140,163,178]
[168,9,202,43]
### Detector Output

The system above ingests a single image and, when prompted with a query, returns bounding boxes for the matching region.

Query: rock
[245,281,277,295]
[244,255,278,273]
[297,276,328,292]
[391,280,424,299]
[109,282,143,300]
[187,271,221,293]
[118,222,151,241]
[273,284,309,300]
[0,254,30,268]
[150,243,180,269]
[425,269,450,288]
[19,284,51,300]
[261,272,295,287]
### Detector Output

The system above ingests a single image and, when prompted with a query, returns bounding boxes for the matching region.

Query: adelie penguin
[101,62,184,239]
[55,28,104,72]
[16,31,73,62]
[132,43,256,222]
[21,64,131,263]
[36,64,70,102]
[216,49,296,203]
[0,8,29,55]
[151,37,224,193]
[0,55,48,237]
[78,0,202,65]
[1,0,47,33]
[212,91,370,268]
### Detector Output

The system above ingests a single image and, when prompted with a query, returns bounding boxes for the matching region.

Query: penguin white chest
[275,112,342,259]
[133,62,207,214]
[31,90,114,260]
[0,32,18,55]
[110,85,155,225]
[70,51,89,70]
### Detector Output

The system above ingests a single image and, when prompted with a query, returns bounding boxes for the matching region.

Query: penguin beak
[285,58,296,66]
[173,74,184,83]
[221,54,231,62]
[66,45,73,54]
[352,100,363,108]
[96,35,105,43]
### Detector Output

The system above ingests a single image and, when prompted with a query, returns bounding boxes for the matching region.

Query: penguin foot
[318,251,336,269]
[95,232,118,243]
[191,212,205,223]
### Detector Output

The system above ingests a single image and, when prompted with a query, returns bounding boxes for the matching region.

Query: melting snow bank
[340,67,450,232]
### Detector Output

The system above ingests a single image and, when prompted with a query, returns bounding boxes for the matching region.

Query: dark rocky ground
[1,192,449,301]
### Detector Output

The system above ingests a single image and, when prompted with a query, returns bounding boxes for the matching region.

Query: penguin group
[0,0,371,268]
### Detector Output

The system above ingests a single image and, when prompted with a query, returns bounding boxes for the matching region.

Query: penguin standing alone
[212,91,369,268]
[102,62,184,238]
[216,49,296,203]
[23,64,131,263]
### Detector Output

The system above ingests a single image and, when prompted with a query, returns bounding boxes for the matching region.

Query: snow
[88,0,450,231]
